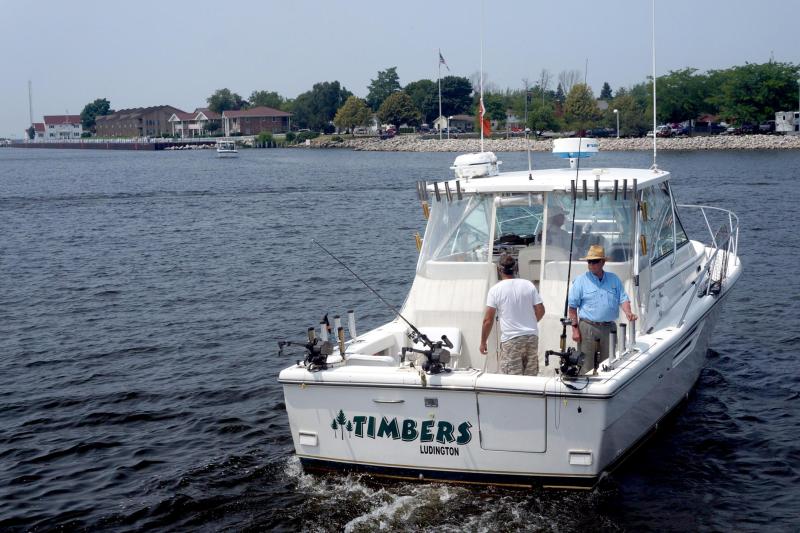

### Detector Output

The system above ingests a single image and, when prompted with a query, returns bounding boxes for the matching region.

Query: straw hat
[580,244,608,261]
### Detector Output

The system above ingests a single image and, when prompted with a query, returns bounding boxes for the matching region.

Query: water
[1,147,798,531]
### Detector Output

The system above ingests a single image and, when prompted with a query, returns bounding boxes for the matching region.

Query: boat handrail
[676,204,739,326]
[677,204,739,261]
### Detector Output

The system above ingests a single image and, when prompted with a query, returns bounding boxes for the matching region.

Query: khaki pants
[577,321,615,375]
[499,335,539,376]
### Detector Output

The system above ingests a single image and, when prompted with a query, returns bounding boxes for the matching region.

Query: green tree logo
[330,419,338,438]
[335,410,348,440]
[346,420,353,439]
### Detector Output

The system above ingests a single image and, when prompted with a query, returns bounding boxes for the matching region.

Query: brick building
[95,105,185,138]
[222,106,292,135]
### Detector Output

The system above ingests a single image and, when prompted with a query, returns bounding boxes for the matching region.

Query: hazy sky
[2,0,798,137]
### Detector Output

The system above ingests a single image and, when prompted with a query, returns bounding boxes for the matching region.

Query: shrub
[257,131,274,147]
[322,123,336,134]
[331,135,343,142]
[285,131,296,143]
[81,132,92,138]
[296,131,319,143]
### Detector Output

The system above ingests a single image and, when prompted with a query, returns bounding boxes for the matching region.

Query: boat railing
[677,205,739,326]
[677,204,739,262]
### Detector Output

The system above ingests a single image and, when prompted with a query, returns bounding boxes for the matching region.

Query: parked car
[585,127,613,138]
[759,120,776,134]
[379,128,396,140]
[740,123,757,135]
[707,123,726,135]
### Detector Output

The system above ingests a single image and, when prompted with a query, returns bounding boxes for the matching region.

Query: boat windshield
[494,194,544,246]
[546,191,635,262]
[418,195,493,266]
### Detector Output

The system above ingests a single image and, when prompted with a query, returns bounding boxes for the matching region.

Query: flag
[439,50,450,71]
[479,96,491,137]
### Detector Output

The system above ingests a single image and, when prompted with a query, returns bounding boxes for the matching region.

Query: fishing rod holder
[278,338,334,371]
[402,334,453,374]
[545,347,585,379]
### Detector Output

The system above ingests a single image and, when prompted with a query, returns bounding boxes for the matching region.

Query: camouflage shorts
[499,335,539,376]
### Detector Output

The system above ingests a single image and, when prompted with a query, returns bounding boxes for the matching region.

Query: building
[222,106,292,135]
[433,114,475,132]
[43,115,83,139]
[776,110,800,134]
[168,108,222,138]
[32,122,45,140]
[95,105,185,138]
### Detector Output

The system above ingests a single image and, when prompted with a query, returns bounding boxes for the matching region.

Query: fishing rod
[312,239,435,350]
[544,137,587,378]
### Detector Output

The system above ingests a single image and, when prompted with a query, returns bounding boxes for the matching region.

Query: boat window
[546,191,635,263]
[494,194,543,246]
[642,183,689,263]
[418,195,492,266]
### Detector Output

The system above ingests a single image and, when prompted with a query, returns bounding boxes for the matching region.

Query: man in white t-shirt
[479,254,546,375]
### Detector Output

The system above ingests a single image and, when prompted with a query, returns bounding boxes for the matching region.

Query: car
[585,127,615,138]
[655,125,673,137]
[740,123,756,135]
[379,129,396,140]
[759,120,776,134]
[352,127,368,135]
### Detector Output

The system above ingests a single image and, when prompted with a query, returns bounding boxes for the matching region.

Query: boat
[216,139,237,157]
[277,138,741,489]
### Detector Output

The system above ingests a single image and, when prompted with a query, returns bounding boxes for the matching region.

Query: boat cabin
[363,146,702,376]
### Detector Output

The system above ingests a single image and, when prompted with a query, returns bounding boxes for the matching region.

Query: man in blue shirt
[568,245,637,374]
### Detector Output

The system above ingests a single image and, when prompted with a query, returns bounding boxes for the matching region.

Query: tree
[80,98,113,132]
[707,61,800,124]
[527,98,559,133]
[481,92,506,121]
[207,88,248,114]
[366,67,401,111]
[26,125,35,140]
[558,70,581,95]
[439,76,474,117]
[608,92,649,137]
[600,82,613,100]
[554,83,565,104]
[249,90,286,110]
[377,91,422,129]
[564,83,601,132]
[404,79,438,123]
[334,96,373,133]
[345,421,353,438]
[291,81,353,131]
[331,419,338,438]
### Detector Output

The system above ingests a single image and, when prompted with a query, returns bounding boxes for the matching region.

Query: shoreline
[312,134,800,152]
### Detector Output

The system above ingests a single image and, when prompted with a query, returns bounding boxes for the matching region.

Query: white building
[775,110,800,134]
[43,115,83,139]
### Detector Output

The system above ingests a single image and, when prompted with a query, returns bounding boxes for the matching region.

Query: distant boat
[216,139,237,157]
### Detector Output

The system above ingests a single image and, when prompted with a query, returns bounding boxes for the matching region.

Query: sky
[2,0,799,138]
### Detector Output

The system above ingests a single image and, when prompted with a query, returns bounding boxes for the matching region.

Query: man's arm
[534,303,545,322]
[568,306,581,342]
[621,301,637,322]
[479,306,496,354]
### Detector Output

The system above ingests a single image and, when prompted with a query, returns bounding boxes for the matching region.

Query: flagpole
[438,49,442,141]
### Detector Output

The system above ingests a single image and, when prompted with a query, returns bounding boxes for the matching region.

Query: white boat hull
[280,282,734,489]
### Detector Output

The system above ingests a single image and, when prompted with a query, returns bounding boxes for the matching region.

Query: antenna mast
[651,0,658,169]
[479,1,485,153]
[28,80,34,127]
